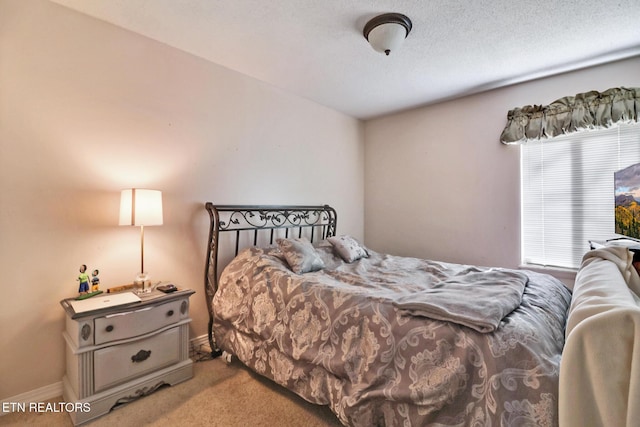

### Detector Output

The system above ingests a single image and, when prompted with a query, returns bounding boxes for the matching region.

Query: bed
[203,203,581,426]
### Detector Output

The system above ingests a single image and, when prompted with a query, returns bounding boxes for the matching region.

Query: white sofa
[559,246,640,427]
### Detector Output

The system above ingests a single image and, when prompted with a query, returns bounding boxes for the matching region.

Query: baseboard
[189,333,212,358]
[0,382,63,415]
[1,335,211,415]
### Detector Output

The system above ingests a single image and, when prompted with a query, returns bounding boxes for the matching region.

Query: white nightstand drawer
[94,327,180,392]
[95,300,185,345]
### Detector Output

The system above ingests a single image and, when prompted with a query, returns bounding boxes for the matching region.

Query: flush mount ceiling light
[363,13,412,56]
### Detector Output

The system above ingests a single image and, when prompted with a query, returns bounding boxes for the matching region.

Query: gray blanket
[393,267,527,332]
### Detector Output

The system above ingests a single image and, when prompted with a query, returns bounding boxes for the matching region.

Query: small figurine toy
[91,269,100,292]
[77,264,90,295]
[75,265,104,300]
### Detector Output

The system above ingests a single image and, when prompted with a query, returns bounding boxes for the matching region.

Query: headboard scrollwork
[203,203,337,356]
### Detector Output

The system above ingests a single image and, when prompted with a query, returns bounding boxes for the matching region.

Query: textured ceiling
[50,0,640,119]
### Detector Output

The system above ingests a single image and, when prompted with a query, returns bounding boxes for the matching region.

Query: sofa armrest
[559,248,640,427]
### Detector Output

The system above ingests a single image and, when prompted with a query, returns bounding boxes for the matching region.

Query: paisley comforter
[212,244,571,426]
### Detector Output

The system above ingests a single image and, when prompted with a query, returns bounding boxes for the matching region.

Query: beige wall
[364,56,640,268]
[0,0,364,399]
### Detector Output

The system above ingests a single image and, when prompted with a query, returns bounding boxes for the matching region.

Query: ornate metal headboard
[203,203,337,356]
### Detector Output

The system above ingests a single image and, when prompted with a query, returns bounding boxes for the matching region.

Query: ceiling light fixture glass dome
[363,13,412,56]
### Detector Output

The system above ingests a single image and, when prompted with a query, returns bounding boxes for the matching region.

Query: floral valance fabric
[500,87,640,145]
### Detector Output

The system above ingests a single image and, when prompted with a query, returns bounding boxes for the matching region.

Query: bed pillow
[276,238,325,274]
[327,235,369,263]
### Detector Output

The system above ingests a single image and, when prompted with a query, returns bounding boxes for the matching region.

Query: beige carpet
[0,356,342,427]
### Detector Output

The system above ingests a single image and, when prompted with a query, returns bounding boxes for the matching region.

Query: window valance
[500,87,639,145]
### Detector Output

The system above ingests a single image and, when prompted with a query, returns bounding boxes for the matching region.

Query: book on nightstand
[66,291,141,313]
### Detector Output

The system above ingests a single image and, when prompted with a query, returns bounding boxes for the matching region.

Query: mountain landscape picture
[615,162,640,240]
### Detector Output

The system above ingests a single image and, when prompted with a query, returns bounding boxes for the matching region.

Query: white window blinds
[521,122,640,269]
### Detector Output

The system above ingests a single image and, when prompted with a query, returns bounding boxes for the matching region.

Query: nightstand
[60,288,194,425]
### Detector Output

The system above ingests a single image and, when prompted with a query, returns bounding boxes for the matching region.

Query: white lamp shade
[367,22,408,55]
[119,189,163,226]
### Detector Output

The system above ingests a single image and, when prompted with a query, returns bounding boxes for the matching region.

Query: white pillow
[327,235,368,263]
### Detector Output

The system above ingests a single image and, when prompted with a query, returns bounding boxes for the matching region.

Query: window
[521,122,640,269]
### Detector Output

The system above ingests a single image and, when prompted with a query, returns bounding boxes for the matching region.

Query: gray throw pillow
[276,238,325,274]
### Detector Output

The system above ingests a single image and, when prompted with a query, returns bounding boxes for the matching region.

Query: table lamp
[119,188,163,292]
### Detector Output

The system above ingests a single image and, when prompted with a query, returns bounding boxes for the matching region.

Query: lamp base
[134,272,151,294]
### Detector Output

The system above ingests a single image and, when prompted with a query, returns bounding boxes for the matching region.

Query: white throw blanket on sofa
[559,246,640,427]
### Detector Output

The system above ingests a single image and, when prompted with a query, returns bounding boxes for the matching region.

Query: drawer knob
[81,324,91,341]
[166,310,174,317]
[105,325,114,332]
[131,349,152,363]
